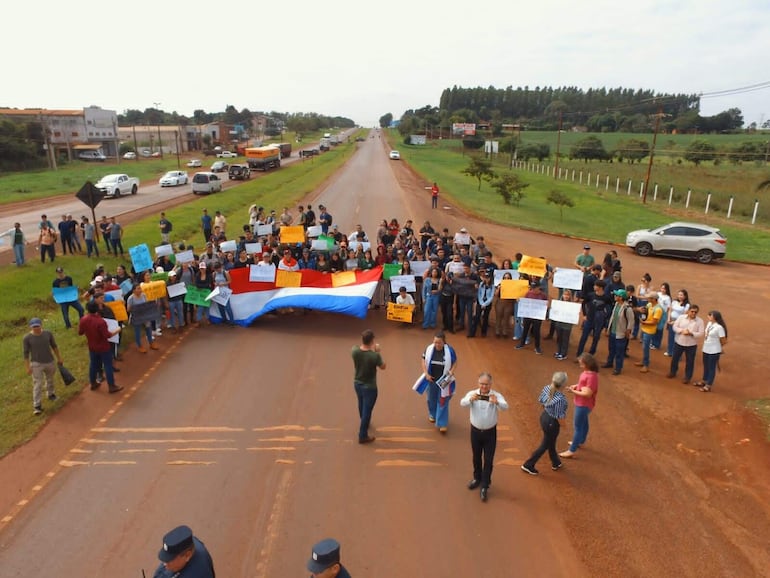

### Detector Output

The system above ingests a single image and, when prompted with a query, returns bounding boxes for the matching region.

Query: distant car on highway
[79,150,106,162]
[159,171,189,187]
[140,149,152,157]
[192,172,222,195]
[389,150,401,160]
[228,164,251,180]
[123,151,137,160]
[187,159,202,168]
[625,221,726,264]
[211,160,228,173]
[217,151,238,158]
[95,174,139,198]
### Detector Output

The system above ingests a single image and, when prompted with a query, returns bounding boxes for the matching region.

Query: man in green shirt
[351,329,386,444]
[575,244,595,273]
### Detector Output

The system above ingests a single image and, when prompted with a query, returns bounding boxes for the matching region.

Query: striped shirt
[538,385,568,419]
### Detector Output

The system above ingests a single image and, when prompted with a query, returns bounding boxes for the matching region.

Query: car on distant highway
[187,159,202,168]
[389,150,400,160]
[79,150,106,162]
[211,160,228,173]
[123,151,137,160]
[217,150,238,158]
[95,173,139,198]
[228,164,251,180]
[625,221,726,264]
[192,172,222,195]
[140,149,152,157]
[159,170,189,187]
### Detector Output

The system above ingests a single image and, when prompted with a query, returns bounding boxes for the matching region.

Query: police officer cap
[307,538,341,573]
[158,525,194,562]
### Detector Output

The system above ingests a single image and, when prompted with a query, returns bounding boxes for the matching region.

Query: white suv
[192,172,222,195]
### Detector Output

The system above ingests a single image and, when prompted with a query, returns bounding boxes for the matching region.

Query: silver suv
[626,221,726,264]
[192,172,222,195]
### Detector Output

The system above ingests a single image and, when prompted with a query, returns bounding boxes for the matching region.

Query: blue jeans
[457,297,473,328]
[576,313,605,356]
[197,305,210,322]
[670,343,696,381]
[666,324,677,356]
[641,332,654,367]
[60,300,84,329]
[132,323,153,347]
[168,300,184,328]
[86,239,99,257]
[354,383,378,440]
[702,352,720,386]
[217,300,234,323]
[13,244,25,265]
[422,294,439,328]
[89,350,115,387]
[426,381,451,428]
[110,238,124,256]
[569,405,591,452]
[606,335,628,372]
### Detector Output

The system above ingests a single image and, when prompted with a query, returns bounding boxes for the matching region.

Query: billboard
[452,123,476,136]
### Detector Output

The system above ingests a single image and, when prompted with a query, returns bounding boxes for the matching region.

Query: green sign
[184,286,211,307]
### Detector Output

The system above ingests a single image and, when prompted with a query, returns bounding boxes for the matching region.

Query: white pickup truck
[216,150,238,158]
[95,174,140,198]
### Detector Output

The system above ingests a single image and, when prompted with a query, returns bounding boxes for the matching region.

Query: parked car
[187,159,202,168]
[389,150,400,160]
[211,160,228,172]
[79,150,106,162]
[123,151,137,160]
[151,152,161,158]
[159,170,189,187]
[216,150,238,158]
[192,172,222,195]
[140,149,152,157]
[625,221,726,264]
[228,164,251,180]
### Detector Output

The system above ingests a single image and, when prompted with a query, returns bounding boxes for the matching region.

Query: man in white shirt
[460,372,509,502]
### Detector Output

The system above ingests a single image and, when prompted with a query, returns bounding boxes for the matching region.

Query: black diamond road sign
[76,181,105,209]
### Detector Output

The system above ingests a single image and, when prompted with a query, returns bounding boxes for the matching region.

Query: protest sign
[306,225,322,238]
[517,297,548,320]
[105,300,128,322]
[256,224,273,237]
[389,275,416,293]
[387,302,414,323]
[493,269,519,286]
[151,272,169,282]
[244,242,262,255]
[382,263,402,280]
[500,279,529,299]
[219,240,237,253]
[280,226,305,244]
[553,268,584,290]
[128,301,160,324]
[184,286,211,307]
[332,271,356,287]
[275,269,301,287]
[174,249,194,264]
[518,255,547,278]
[249,264,276,283]
[105,318,121,344]
[129,244,153,274]
[166,283,187,299]
[52,286,79,304]
[548,300,581,324]
[155,244,173,257]
[208,286,232,306]
[140,280,167,301]
[409,261,432,277]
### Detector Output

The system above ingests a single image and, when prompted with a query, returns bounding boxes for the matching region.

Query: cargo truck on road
[245,146,281,171]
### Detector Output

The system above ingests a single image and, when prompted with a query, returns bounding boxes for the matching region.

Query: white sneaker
[153,329,162,337]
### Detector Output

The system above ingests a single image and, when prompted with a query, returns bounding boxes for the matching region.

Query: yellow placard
[140,280,167,302]
[387,302,414,323]
[105,300,128,322]
[331,271,356,287]
[500,279,530,299]
[275,269,302,288]
[517,255,547,278]
[280,226,305,244]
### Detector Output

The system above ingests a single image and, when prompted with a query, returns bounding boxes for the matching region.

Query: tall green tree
[379,113,393,128]
[490,172,529,205]
[570,136,610,162]
[616,139,650,163]
[684,140,717,165]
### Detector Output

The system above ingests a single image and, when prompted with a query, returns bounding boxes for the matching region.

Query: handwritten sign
[311,239,330,251]
[332,271,356,287]
[155,244,174,257]
[493,269,519,286]
[382,263,402,280]
[306,225,322,238]
[553,268,584,290]
[219,240,237,253]
[104,289,123,302]
[518,255,547,278]
[453,233,471,246]
[207,286,232,306]
[245,242,262,255]
[409,260,432,277]
[166,283,187,299]
[446,261,464,276]
[280,226,305,244]
[120,279,134,295]
[389,275,416,293]
[140,280,167,302]
[275,269,301,288]
[175,249,194,264]
[349,241,371,253]
[52,286,79,304]
[517,297,548,320]
[184,286,211,307]
[249,264,276,283]
[548,300,581,324]
[255,224,272,237]
[151,272,169,282]
[128,301,160,324]
[387,302,414,323]
[129,244,153,275]
[105,300,128,322]
[500,279,530,299]
[317,234,335,250]
[105,318,121,344]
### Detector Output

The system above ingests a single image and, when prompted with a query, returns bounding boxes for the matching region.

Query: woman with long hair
[493,272,515,338]
[665,289,690,357]
[653,282,672,349]
[521,371,569,475]
[422,267,442,329]
[560,353,599,458]
[695,311,727,392]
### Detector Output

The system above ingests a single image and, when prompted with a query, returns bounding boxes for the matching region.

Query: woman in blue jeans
[695,311,727,392]
[422,268,441,329]
[560,353,599,458]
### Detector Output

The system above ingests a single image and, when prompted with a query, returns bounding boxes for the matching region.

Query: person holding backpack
[635,292,663,373]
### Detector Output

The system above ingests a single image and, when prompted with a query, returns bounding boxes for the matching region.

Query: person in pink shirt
[560,352,599,458]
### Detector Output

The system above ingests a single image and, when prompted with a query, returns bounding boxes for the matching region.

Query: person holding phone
[460,372,509,501]
[521,372,568,475]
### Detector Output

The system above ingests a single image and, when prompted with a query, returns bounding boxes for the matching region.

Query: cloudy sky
[4,0,768,127]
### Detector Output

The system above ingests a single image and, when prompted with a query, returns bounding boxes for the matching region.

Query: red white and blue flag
[210,266,382,326]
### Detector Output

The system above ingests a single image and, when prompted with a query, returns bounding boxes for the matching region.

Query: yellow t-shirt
[641,303,662,335]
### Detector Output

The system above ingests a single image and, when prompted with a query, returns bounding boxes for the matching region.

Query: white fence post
[579,171,583,184]
[705,192,712,214]
[587,172,591,186]
[752,200,759,224]
[653,183,658,201]
[615,177,620,193]
[686,189,691,209]
[627,180,632,195]
[727,196,734,219]
[595,173,600,188]
[639,181,644,197]
[668,186,673,205]
[605,175,609,191]
[572,169,575,182]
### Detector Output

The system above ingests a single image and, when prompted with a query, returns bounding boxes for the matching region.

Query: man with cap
[603,289,635,375]
[154,525,215,578]
[307,538,351,578]
[23,317,63,415]
[52,267,85,329]
[575,244,595,273]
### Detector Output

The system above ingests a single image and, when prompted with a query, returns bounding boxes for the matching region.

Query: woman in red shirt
[560,352,599,458]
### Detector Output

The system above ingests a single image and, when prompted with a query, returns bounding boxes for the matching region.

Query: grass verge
[746,399,770,441]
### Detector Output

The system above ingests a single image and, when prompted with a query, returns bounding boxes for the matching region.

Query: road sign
[76,181,105,209]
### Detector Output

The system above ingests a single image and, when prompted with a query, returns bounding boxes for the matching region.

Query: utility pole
[643,106,664,204]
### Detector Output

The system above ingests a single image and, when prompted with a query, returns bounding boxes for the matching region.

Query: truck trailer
[245,146,281,171]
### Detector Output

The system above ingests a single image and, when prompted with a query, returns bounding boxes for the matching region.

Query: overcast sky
[4,0,768,128]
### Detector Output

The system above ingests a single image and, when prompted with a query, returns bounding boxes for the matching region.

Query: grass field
[388,131,770,263]
[0,131,363,456]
